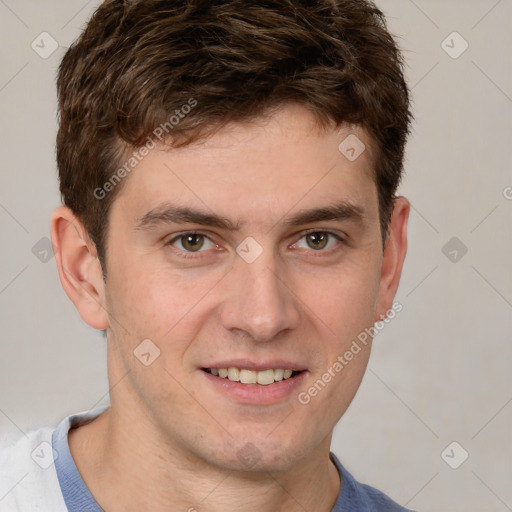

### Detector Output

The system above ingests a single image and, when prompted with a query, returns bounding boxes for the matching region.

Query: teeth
[240,369,257,384]
[207,367,298,385]
[256,369,275,385]
[227,367,240,381]
[273,369,284,381]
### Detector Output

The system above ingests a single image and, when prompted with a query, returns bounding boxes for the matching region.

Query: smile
[203,367,302,385]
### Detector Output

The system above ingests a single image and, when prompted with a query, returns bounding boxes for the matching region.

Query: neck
[68,405,341,512]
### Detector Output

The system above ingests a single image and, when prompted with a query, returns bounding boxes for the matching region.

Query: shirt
[0,407,415,511]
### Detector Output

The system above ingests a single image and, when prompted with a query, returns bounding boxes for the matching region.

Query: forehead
[111,104,378,227]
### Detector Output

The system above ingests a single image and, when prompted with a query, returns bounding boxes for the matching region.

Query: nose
[220,252,301,343]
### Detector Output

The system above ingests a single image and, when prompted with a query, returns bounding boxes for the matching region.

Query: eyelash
[166,229,345,259]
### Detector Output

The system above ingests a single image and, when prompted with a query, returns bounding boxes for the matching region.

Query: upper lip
[201,359,307,372]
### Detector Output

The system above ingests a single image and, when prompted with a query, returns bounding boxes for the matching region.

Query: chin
[207,435,310,474]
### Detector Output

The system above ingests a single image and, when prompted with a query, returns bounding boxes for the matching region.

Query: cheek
[295,254,381,341]
[105,256,223,342]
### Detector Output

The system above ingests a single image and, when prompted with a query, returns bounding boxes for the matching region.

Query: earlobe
[50,206,109,330]
[375,196,410,321]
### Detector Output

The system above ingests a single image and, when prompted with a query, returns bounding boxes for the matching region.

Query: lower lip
[199,370,308,405]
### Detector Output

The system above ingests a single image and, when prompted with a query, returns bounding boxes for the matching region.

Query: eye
[293,231,343,251]
[169,232,216,253]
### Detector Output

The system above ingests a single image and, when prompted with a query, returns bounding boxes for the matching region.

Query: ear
[50,206,109,330]
[375,196,410,321]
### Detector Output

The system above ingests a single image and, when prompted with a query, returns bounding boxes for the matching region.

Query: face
[99,104,399,472]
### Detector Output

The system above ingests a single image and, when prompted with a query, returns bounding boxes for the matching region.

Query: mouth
[201,367,304,385]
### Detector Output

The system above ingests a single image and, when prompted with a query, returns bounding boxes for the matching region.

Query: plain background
[0,1,511,510]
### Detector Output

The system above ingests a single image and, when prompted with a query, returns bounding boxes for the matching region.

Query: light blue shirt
[52,408,415,512]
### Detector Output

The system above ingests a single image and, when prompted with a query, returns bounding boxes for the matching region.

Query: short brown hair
[57,0,412,267]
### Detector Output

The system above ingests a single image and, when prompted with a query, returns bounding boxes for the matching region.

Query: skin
[51,103,409,512]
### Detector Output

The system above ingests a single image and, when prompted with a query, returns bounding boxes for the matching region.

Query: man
[0,0,414,510]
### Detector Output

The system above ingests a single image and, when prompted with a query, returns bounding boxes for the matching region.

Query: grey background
[1,1,511,510]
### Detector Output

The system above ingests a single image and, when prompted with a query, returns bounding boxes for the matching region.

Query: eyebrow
[283,202,365,228]
[134,201,365,232]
